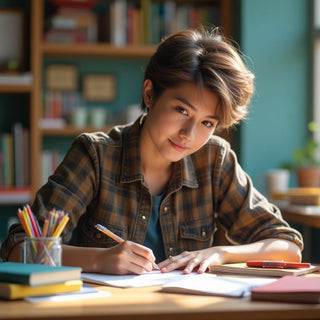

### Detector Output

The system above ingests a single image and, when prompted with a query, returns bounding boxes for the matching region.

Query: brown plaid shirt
[1,117,303,261]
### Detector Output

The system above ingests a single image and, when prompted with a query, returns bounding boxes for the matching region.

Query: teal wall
[239,0,310,193]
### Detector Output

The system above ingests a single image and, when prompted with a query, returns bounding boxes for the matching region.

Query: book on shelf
[209,262,319,277]
[13,123,30,187]
[0,262,82,287]
[46,1,221,46]
[251,276,320,304]
[0,279,83,300]
[45,3,98,43]
[0,123,30,190]
[0,133,14,187]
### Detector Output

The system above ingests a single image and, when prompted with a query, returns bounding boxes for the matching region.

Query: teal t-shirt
[143,194,166,263]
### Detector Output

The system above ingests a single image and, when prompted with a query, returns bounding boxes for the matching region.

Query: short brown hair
[142,28,254,128]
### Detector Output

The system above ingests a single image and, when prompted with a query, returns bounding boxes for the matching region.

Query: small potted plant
[293,121,320,187]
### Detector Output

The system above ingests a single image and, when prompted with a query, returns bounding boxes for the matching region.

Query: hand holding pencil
[95,223,160,272]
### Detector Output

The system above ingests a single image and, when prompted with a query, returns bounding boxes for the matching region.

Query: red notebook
[251,276,320,304]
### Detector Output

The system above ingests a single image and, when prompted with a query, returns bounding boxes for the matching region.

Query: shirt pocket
[179,216,216,250]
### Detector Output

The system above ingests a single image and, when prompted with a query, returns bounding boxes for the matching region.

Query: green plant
[293,121,320,167]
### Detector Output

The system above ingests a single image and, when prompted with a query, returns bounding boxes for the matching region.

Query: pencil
[95,223,160,270]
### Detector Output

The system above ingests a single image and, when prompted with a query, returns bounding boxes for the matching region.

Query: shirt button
[163,207,168,212]
[201,231,207,238]
[141,215,146,220]
[96,233,102,239]
[168,247,173,253]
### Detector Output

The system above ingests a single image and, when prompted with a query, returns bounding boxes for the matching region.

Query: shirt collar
[120,115,198,189]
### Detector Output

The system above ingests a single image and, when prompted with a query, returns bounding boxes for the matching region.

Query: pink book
[251,275,320,304]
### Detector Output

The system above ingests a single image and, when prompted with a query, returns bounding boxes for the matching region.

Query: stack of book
[0,262,82,300]
[44,1,98,43]
[272,187,320,206]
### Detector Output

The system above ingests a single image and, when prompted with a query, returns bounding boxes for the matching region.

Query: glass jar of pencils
[21,237,62,266]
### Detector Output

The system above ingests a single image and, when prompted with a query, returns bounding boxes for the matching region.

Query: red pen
[246,260,311,269]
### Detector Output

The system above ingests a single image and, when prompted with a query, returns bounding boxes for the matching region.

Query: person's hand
[158,247,224,274]
[96,241,157,275]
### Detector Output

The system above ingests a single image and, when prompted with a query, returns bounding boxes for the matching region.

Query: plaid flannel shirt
[1,116,303,261]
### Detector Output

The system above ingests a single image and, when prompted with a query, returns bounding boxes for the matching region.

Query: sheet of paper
[82,270,186,288]
[161,275,276,297]
[24,285,111,303]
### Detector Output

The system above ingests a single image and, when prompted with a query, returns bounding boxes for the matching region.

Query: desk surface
[281,208,320,228]
[275,202,320,228]
[1,274,320,320]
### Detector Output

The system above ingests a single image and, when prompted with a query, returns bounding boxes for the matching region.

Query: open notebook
[82,270,275,297]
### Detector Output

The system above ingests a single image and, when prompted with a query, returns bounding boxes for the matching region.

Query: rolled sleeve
[215,144,303,251]
[0,223,26,261]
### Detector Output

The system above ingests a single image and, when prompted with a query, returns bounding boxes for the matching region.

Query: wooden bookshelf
[0,0,233,202]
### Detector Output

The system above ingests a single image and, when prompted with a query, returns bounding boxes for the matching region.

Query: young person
[1,28,303,275]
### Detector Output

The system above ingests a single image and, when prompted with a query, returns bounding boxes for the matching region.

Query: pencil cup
[21,237,62,267]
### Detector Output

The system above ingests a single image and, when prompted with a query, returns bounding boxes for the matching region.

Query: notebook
[209,263,318,277]
[251,276,320,304]
[0,262,82,286]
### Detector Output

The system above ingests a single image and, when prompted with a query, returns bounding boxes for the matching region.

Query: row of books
[41,91,83,125]
[44,0,220,46]
[0,123,30,189]
[45,6,98,43]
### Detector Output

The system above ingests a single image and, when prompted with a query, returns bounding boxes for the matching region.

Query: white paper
[82,270,185,288]
[161,275,276,297]
[24,285,111,303]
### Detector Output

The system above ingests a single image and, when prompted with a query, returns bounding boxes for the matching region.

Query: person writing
[1,28,303,275]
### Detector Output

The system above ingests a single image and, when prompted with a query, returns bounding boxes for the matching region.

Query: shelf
[41,125,113,136]
[0,187,32,205]
[41,43,157,58]
[0,84,32,93]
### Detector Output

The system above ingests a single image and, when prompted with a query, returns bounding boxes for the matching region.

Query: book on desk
[209,262,319,277]
[251,276,320,304]
[0,262,82,286]
[0,279,83,300]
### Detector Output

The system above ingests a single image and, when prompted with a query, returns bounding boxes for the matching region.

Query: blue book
[0,262,82,287]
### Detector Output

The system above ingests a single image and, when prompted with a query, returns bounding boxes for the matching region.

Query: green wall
[239,0,310,193]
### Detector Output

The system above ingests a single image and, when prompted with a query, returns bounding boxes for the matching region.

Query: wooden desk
[281,207,320,228]
[1,275,320,320]
[278,204,320,261]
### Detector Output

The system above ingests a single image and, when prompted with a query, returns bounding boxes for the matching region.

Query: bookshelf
[0,0,233,204]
